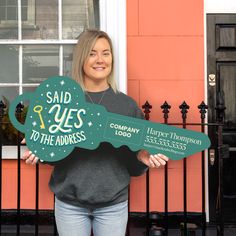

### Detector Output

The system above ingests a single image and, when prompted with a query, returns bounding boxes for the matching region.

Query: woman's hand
[21,138,39,165]
[137,150,169,168]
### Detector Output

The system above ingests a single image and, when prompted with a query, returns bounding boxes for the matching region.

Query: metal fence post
[215,90,226,236]
[198,101,208,236]
[142,101,152,236]
[161,101,171,235]
[0,101,6,234]
[179,101,190,236]
[16,102,24,236]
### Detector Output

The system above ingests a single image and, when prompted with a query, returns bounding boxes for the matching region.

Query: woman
[22,29,169,236]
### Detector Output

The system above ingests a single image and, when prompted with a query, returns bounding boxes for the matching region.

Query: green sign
[9,76,211,162]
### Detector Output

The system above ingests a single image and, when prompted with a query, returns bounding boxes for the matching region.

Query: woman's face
[83,37,112,84]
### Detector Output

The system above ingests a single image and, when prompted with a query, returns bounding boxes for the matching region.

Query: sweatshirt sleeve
[120,146,148,177]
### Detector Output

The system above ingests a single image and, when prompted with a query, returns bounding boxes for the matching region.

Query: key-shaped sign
[9,76,211,162]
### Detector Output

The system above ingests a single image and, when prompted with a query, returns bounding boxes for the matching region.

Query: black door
[207,14,236,223]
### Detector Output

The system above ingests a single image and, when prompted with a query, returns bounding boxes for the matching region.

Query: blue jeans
[55,197,128,236]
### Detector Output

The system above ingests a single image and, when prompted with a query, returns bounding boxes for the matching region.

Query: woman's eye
[103,52,111,56]
[89,53,96,57]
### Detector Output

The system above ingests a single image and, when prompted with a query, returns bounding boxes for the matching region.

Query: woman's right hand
[21,138,39,165]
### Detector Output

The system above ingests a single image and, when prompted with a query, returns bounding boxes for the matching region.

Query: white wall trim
[203,2,209,223]
[205,0,236,13]
[3,146,28,159]
[99,0,127,94]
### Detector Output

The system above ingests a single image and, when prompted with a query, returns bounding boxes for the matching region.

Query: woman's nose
[96,54,104,63]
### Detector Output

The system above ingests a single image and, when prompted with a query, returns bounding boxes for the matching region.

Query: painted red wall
[127,0,204,212]
[2,0,204,212]
[2,161,53,209]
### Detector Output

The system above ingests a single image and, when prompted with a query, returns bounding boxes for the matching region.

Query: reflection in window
[23,0,57,39]
[0,45,19,83]
[22,0,28,21]
[0,0,18,21]
[62,0,99,39]
[0,0,35,25]
[23,45,59,83]
[0,87,18,103]
[0,0,36,39]
[63,45,74,77]
[0,0,18,39]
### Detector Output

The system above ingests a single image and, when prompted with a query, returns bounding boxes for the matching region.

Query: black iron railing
[0,99,226,236]
[141,100,225,236]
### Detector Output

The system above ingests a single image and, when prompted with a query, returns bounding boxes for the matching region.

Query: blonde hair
[72,29,118,93]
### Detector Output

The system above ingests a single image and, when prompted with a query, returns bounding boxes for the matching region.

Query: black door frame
[207,13,236,226]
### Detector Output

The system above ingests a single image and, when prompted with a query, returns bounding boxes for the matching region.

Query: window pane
[23,86,37,93]
[0,0,18,39]
[22,0,58,39]
[0,28,18,39]
[0,87,18,103]
[0,45,19,83]
[0,7,6,20]
[23,45,59,83]
[8,0,17,5]
[22,0,28,6]
[62,0,99,39]
[22,6,27,21]
[0,0,7,6]
[63,45,73,77]
[6,6,17,20]
[22,86,37,107]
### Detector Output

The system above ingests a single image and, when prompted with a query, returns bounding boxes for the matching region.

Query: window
[0,0,19,22]
[0,0,99,153]
[0,0,126,158]
[0,0,35,29]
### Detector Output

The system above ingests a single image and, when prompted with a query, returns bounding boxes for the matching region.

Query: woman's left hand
[137,150,169,168]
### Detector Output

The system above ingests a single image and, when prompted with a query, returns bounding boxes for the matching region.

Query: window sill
[0,24,39,30]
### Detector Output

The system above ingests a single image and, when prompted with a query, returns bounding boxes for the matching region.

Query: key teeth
[108,142,138,152]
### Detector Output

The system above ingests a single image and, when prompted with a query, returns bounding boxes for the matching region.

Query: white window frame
[99,0,127,94]
[1,0,127,159]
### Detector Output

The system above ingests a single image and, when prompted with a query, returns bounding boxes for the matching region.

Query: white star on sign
[88,121,93,127]
[32,121,37,127]
[60,80,65,85]
[50,152,55,157]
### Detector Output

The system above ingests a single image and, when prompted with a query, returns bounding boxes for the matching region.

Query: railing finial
[161,101,171,121]
[0,100,6,118]
[142,101,152,121]
[198,101,208,120]
[16,102,24,114]
[179,101,190,120]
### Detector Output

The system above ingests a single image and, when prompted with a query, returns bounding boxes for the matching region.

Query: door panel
[219,63,236,127]
[207,14,236,222]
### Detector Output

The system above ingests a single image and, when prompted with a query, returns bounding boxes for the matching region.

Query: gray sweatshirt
[49,87,148,209]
